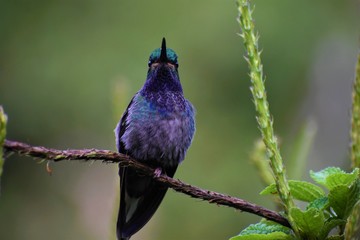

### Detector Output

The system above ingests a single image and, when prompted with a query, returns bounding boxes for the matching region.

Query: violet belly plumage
[115,38,195,240]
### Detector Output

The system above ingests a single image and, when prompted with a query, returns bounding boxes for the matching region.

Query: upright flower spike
[351,51,360,168]
[236,0,299,236]
[0,106,7,182]
[345,51,360,240]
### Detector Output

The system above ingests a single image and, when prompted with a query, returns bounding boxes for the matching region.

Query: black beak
[160,37,168,62]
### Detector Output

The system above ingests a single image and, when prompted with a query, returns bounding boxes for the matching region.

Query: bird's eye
[148,60,152,67]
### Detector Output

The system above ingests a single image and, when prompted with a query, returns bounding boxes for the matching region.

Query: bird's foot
[154,167,162,178]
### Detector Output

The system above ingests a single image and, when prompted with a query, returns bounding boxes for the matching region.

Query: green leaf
[307,197,329,211]
[310,167,344,187]
[289,207,325,238]
[260,184,278,195]
[230,221,294,240]
[238,220,292,235]
[318,218,346,239]
[328,180,360,219]
[260,180,325,202]
[310,167,359,190]
[288,180,325,202]
[325,168,359,189]
[230,232,294,240]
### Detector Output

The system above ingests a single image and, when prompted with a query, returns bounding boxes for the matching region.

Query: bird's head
[148,38,178,70]
[143,38,182,93]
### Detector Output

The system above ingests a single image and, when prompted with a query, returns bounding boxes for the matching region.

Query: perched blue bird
[115,38,195,240]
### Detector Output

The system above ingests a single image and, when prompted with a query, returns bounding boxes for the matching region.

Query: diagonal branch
[3,139,290,228]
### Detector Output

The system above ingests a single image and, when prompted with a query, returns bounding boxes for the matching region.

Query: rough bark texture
[3,139,290,228]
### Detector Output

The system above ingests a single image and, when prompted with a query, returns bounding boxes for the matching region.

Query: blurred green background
[0,0,359,239]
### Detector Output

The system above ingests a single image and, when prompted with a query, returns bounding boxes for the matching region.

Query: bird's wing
[115,94,178,239]
[115,95,135,154]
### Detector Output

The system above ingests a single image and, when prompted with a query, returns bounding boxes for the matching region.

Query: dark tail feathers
[116,165,177,240]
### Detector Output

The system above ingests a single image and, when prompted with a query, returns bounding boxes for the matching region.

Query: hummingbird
[115,38,195,240]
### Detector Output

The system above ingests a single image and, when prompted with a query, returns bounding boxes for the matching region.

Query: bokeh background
[0,0,359,239]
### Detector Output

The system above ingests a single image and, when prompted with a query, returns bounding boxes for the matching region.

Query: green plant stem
[351,51,360,168]
[250,140,274,187]
[345,203,360,240]
[250,140,284,211]
[0,106,7,179]
[236,0,299,236]
[288,119,316,180]
[345,51,360,240]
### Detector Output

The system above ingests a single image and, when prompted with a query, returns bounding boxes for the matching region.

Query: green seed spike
[236,0,300,237]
